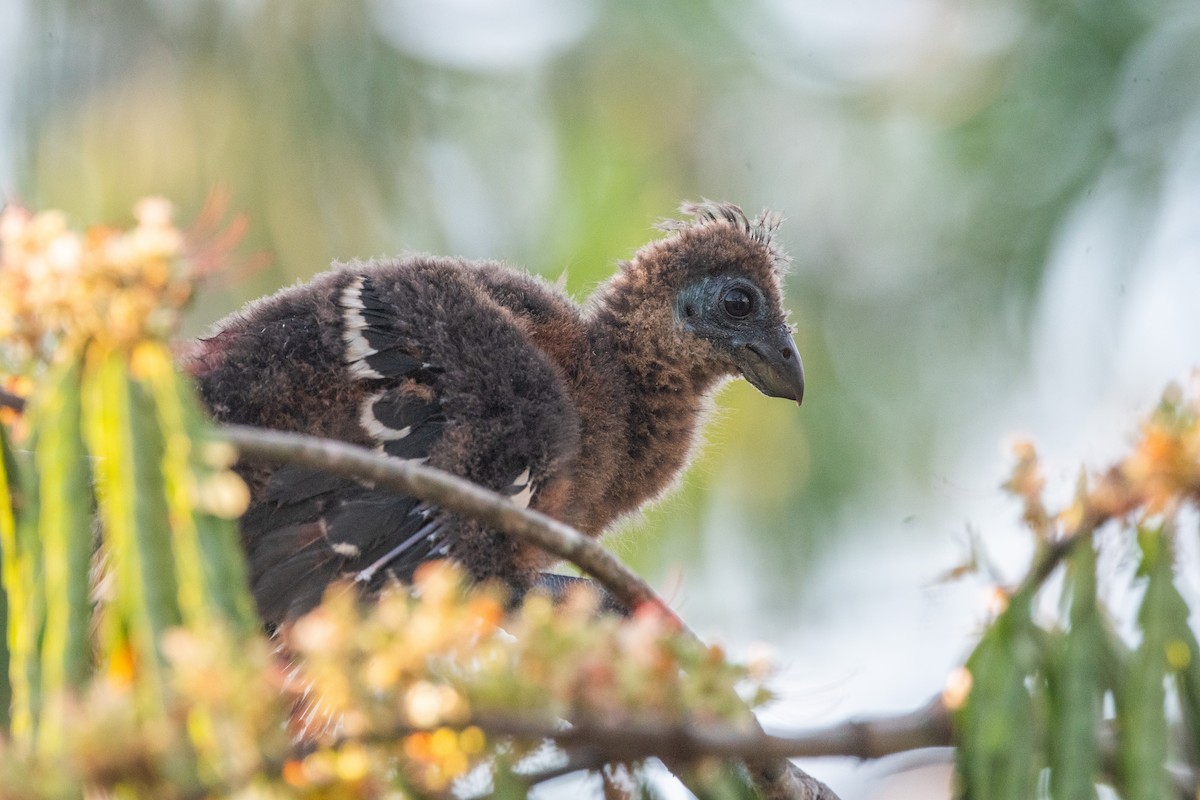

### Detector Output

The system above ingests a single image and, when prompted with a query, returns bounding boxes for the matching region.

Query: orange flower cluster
[1123,382,1200,514]
[401,726,486,790]
[1003,437,1052,539]
[282,743,378,796]
[282,562,766,794]
[998,380,1200,545]
[0,199,192,360]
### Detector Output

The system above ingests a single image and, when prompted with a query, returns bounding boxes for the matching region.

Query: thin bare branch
[482,700,951,763]
[458,698,1196,799]
[519,747,608,786]
[220,424,670,619]
[341,699,951,766]
[1013,467,1139,600]
[0,387,26,413]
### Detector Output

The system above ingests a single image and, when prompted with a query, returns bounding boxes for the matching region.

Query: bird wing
[239,264,579,625]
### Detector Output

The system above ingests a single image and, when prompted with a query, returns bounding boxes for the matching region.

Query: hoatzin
[185,201,804,625]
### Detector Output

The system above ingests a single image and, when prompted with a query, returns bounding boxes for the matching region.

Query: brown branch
[492,698,1193,799]
[519,747,608,786]
[470,701,953,763]
[338,699,951,768]
[1012,467,1140,600]
[0,387,26,413]
[166,688,1200,800]
[220,423,839,800]
[762,695,955,760]
[220,424,670,619]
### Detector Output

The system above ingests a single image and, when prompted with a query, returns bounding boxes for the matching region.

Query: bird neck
[579,272,728,522]
[586,270,727,397]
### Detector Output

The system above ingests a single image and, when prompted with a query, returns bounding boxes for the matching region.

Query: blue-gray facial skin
[676,276,804,405]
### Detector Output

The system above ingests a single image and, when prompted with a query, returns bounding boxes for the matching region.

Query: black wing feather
[371,393,441,431]
[382,418,445,460]
[234,264,575,625]
[241,273,454,624]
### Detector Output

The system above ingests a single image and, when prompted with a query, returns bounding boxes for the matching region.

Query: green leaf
[683,761,759,800]
[138,345,256,633]
[955,591,1040,800]
[3,358,96,747]
[1115,526,1175,800]
[1149,544,1200,767]
[31,358,94,752]
[1046,540,1102,800]
[490,756,530,800]
[4,435,43,747]
[1170,625,1200,766]
[0,422,19,728]
[83,347,181,710]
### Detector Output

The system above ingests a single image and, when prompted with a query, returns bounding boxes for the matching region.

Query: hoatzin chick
[185,201,804,625]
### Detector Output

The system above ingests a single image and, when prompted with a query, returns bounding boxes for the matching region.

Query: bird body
[186,202,803,624]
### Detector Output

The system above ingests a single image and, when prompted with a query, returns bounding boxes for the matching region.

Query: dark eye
[722,287,753,318]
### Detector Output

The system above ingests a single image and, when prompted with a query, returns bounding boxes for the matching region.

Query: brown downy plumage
[185,201,804,625]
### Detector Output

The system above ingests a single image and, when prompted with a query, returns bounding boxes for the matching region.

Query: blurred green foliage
[952,389,1200,800]
[0,201,271,792]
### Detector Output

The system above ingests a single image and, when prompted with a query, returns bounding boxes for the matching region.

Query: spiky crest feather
[657,199,790,276]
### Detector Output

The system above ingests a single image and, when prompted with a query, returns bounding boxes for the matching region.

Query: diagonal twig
[0,388,27,413]
[219,424,669,619]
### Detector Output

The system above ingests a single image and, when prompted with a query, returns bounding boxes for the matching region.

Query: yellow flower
[0,199,198,353]
[335,742,370,782]
[458,726,486,755]
[134,196,175,229]
[942,667,973,710]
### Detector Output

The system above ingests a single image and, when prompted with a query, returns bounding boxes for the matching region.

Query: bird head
[622,201,805,405]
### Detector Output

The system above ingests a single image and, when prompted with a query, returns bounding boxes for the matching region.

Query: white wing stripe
[359,391,414,442]
[340,277,384,379]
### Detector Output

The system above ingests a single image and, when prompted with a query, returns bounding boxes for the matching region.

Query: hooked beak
[733,326,805,406]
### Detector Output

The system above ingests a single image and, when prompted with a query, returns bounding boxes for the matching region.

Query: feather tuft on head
[657,199,790,276]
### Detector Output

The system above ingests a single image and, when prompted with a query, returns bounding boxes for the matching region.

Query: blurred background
[2,1,1199,796]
